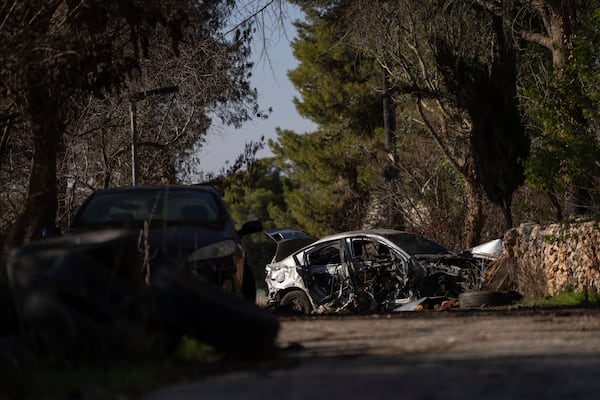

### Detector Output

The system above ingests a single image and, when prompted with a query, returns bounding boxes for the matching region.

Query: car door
[346,236,415,308]
[301,240,350,304]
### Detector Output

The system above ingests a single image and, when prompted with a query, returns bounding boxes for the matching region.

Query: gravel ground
[144,306,600,400]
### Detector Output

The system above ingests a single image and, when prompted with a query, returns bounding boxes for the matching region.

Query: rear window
[75,189,223,227]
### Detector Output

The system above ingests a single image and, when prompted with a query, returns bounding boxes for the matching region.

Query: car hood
[69,222,233,251]
[141,224,232,253]
[264,228,316,262]
[466,238,503,260]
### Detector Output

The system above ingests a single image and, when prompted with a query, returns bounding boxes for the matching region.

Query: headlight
[274,271,285,283]
[186,239,237,262]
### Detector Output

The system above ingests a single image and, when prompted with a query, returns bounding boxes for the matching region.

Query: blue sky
[199,4,316,174]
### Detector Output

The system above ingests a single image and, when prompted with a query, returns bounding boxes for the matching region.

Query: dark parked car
[264,228,479,314]
[67,185,262,301]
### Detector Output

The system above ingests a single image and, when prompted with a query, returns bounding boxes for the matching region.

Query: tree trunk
[500,196,513,231]
[3,86,61,251]
[0,116,15,161]
[537,1,592,217]
[56,125,70,227]
[548,191,564,221]
[382,67,395,156]
[462,176,483,249]
[381,66,403,229]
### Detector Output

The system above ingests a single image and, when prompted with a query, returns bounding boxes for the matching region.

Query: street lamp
[129,85,179,185]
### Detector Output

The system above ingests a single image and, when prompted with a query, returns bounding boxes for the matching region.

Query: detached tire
[459,290,514,309]
[280,290,312,315]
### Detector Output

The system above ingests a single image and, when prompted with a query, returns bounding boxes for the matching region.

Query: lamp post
[129,85,178,185]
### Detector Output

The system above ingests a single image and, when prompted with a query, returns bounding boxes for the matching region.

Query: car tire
[242,264,257,303]
[280,290,312,315]
[459,290,517,309]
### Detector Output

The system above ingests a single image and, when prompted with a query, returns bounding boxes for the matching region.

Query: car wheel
[459,290,518,309]
[280,290,312,315]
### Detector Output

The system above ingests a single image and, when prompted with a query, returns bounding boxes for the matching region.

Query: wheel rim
[289,298,306,313]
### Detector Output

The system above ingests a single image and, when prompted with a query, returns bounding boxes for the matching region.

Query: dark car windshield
[74,188,223,229]
[383,232,454,256]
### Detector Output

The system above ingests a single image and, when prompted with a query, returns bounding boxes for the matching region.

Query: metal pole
[129,100,138,186]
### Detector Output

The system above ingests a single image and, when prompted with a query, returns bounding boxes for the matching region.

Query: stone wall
[502,221,600,298]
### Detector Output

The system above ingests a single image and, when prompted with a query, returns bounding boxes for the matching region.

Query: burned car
[264,229,480,314]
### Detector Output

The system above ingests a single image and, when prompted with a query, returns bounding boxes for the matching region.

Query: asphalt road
[144,307,600,400]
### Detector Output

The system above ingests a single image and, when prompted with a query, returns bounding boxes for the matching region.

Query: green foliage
[522,290,600,307]
[220,157,289,288]
[524,6,600,213]
[288,2,382,132]
[269,127,381,237]
[173,336,217,362]
[434,14,530,228]
[541,219,600,244]
[272,1,387,237]
[525,77,599,192]
[222,158,288,227]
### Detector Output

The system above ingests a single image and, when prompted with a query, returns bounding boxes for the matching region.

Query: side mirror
[238,220,263,236]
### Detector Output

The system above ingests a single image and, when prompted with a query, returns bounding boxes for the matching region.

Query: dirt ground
[144,306,600,400]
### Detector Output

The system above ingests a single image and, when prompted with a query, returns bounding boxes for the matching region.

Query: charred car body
[264,229,480,314]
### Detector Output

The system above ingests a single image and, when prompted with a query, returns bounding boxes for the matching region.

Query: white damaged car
[264,228,480,314]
